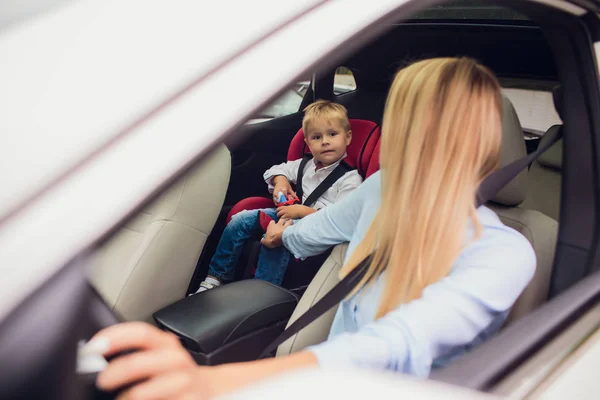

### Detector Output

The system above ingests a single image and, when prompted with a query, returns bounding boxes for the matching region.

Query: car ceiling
[340,22,557,88]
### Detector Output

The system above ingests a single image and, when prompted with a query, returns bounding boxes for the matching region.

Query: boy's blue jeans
[207,208,291,285]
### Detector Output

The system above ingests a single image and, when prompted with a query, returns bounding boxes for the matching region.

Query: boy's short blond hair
[302,100,351,136]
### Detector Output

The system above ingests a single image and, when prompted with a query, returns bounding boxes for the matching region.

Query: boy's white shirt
[263,154,363,210]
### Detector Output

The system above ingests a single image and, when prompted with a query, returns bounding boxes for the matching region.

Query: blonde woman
[89,58,535,398]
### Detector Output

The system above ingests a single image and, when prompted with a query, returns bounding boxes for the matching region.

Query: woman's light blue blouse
[282,171,536,376]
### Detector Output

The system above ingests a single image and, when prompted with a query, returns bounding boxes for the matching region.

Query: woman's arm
[208,352,318,395]
[265,172,373,258]
[307,228,536,376]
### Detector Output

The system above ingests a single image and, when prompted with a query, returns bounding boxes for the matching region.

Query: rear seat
[277,96,558,356]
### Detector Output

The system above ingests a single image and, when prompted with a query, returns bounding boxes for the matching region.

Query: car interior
[89,145,231,322]
[6,0,600,398]
[85,2,572,367]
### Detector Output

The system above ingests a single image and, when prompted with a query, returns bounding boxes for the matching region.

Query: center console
[153,279,298,365]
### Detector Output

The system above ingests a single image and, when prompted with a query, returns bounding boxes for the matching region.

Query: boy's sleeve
[334,171,363,202]
[263,159,303,192]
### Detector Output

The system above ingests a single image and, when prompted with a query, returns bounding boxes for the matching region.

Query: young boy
[193,100,362,294]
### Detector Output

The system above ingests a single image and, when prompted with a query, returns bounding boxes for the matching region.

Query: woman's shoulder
[474,206,535,252]
[349,171,382,207]
[358,170,382,192]
[458,206,536,281]
[446,206,537,311]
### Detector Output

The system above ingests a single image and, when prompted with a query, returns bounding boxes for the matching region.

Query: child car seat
[227,119,381,220]
[226,119,382,290]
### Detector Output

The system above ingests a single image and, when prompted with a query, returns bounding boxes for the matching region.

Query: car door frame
[430,0,600,392]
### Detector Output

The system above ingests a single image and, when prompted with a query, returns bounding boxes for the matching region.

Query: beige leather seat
[521,86,563,221]
[90,144,231,322]
[486,96,558,325]
[277,96,558,356]
[277,243,349,356]
[521,127,562,221]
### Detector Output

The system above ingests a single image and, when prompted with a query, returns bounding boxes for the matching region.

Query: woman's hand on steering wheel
[91,322,215,399]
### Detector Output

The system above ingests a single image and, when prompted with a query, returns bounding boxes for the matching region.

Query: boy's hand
[272,176,295,205]
[261,219,293,249]
[276,205,315,220]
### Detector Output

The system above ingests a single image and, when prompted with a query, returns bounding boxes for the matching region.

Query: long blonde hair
[340,57,502,319]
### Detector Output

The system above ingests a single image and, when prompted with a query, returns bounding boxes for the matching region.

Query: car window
[334,67,357,95]
[247,80,310,124]
[501,87,562,135]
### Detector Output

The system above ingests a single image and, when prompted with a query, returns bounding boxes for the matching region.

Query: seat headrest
[537,125,563,170]
[553,86,564,120]
[490,95,528,206]
[288,119,381,178]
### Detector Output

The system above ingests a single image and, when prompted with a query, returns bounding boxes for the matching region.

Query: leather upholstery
[519,86,563,222]
[490,96,528,206]
[154,279,297,353]
[277,243,348,356]
[537,127,563,170]
[487,96,558,323]
[90,144,231,322]
[486,205,558,325]
[521,127,563,221]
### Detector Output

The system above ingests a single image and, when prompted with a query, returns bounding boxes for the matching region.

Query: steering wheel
[0,254,124,399]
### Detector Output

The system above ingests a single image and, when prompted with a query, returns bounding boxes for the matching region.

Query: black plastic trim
[188,320,288,366]
[0,255,90,399]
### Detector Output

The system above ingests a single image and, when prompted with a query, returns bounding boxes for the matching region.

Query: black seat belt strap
[477,127,562,205]
[303,161,353,207]
[295,154,313,201]
[260,128,563,359]
[259,255,372,358]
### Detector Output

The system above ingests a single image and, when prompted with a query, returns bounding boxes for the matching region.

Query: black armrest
[153,280,298,363]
